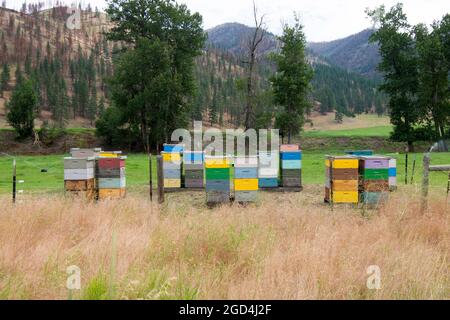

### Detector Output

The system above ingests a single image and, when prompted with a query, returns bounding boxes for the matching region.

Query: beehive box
[325,156,359,204]
[258,152,279,188]
[205,156,231,204]
[389,158,397,190]
[64,179,95,191]
[234,156,258,202]
[99,188,126,199]
[97,155,127,200]
[99,151,122,158]
[162,151,182,189]
[163,144,184,153]
[280,146,302,188]
[358,156,390,205]
[183,151,204,189]
[70,148,102,158]
[345,150,374,156]
[64,157,97,198]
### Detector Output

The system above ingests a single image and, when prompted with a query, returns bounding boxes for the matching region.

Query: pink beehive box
[280,144,300,152]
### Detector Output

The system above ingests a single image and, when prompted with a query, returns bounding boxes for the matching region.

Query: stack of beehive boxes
[359,156,390,205]
[325,156,359,204]
[258,152,279,188]
[389,158,397,190]
[234,156,259,202]
[97,154,126,199]
[280,145,302,188]
[183,151,204,189]
[64,157,96,199]
[162,144,183,189]
[205,156,231,204]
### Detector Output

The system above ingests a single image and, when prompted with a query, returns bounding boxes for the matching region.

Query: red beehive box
[98,158,126,169]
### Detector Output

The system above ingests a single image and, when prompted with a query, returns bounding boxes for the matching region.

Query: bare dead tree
[243,1,266,130]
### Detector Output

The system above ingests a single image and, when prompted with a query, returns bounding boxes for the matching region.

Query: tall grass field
[0,188,448,299]
[0,150,448,300]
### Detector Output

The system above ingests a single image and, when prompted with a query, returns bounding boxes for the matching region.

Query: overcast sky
[4,0,450,42]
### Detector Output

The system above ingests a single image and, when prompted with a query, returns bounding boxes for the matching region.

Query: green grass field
[0,151,448,195]
[302,126,393,138]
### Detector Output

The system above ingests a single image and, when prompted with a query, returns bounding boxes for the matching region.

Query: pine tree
[271,15,313,143]
[368,4,421,151]
[6,80,37,139]
[0,63,10,97]
[15,63,24,87]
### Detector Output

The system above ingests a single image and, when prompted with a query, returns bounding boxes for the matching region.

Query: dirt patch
[0,130,101,155]
[0,130,434,155]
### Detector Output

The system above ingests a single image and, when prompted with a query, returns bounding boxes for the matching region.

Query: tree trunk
[245,51,255,130]
[407,141,414,153]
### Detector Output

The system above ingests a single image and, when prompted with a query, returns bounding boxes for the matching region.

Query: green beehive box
[363,169,389,180]
[206,168,231,180]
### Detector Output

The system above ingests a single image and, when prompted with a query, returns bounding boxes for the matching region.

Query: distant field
[302,126,393,138]
[0,152,449,195]
[305,113,392,132]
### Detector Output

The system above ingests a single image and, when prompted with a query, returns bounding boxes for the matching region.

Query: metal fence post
[12,159,16,204]
[157,156,164,204]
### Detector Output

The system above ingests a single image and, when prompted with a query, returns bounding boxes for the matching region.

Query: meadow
[0,127,449,300]
[0,151,449,195]
[0,187,448,300]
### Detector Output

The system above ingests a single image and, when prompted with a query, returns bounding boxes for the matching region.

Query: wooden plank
[164,188,204,193]
[429,165,450,172]
[260,187,303,193]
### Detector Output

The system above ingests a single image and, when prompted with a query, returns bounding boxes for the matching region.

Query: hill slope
[308,29,380,78]
[0,8,386,130]
[206,23,387,116]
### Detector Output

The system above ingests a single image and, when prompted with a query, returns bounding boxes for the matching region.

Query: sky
[4,0,450,42]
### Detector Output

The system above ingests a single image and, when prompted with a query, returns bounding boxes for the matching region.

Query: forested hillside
[0,5,116,127]
[206,23,387,119]
[308,29,381,78]
[0,6,387,130]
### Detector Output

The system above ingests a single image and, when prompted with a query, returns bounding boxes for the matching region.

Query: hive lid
[64,157,96,161]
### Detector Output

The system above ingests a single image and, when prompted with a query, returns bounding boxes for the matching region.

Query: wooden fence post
[421,153,430,214]
[410,154,417,184]
[405,153,409,185]
[157,156,164,204]
[447,173,450,195]
[149,154,153,201]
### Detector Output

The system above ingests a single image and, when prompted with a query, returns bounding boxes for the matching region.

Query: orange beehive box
[98,188,126,199]
[65,179,95,191]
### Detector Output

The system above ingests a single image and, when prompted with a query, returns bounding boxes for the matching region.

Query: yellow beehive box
[332,159,359,169]
[99,152,119,158]
[162,153,181,162]
[205,159,231,168]
[98,188,126,199]
[332,191,358,203]
[234,179,259,191]
[164,179,181,188]
[332,180,359,191]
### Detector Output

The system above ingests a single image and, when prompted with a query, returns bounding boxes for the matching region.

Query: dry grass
[0,187,448,300]
[305,113,391,132]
